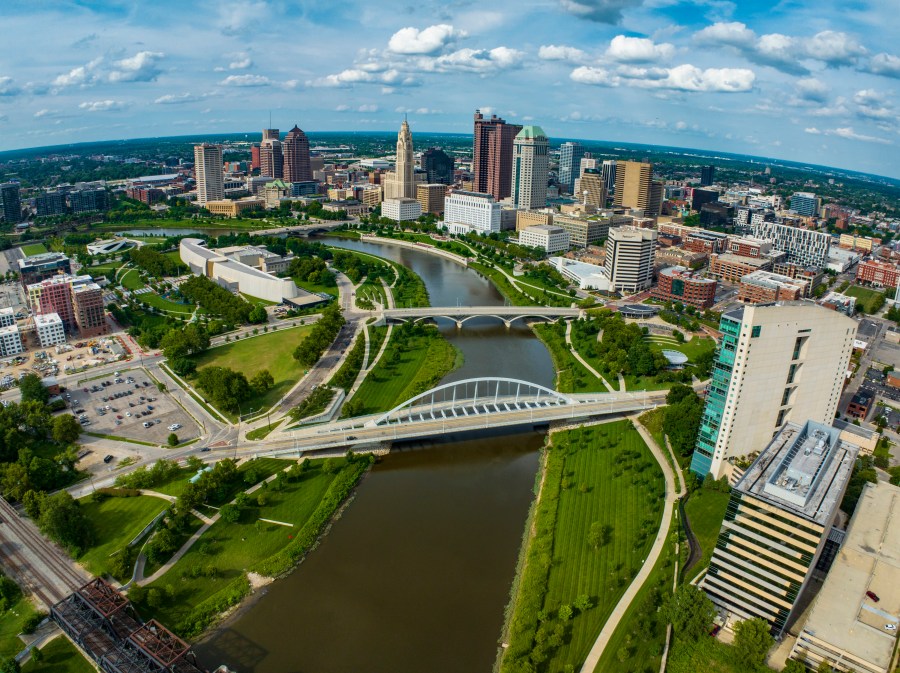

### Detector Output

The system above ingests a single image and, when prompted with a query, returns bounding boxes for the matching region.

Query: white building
[511,126,549,210]
[34,313,66,348]
[0,324,23,357]
[0,307,14,328]
[180,238,310,305]
[751,221,831,268]
[690,302,857,480]
[550,257,610,291]
[443,191,501,235]
[604,226,657,294]
[193,144,224,206]
[86,239,135,255]
[519,225,569,254]
[382,197,422,222]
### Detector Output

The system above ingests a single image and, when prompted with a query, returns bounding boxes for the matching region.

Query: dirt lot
[67,366,200,445]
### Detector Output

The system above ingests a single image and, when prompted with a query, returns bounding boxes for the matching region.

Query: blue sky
[1,0,899,177]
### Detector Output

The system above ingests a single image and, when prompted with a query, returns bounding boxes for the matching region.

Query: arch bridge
[366,377,578,427]
[380,305,583,329]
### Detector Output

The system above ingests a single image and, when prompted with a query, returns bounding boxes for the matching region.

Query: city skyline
[0,1,898,178]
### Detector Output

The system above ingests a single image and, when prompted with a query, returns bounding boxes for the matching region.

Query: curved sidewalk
[579,414,682,672]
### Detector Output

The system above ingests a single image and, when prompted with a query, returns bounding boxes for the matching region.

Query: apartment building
[708,253,774,283]
[738,271,809,304]
[34,313,66,347]
[652,266,717,309]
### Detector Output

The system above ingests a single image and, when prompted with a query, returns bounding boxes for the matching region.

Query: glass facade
[690,313,741,476]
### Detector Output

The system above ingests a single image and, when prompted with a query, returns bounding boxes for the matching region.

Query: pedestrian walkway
[564,321,615,393]
[579,414,679,672]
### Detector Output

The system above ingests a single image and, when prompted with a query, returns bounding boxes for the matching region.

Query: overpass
[379,306,583,328]
[254,378,666,456]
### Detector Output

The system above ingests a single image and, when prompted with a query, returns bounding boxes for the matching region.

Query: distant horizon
[2,129,897,187]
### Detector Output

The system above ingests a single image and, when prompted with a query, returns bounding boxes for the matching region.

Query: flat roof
[736,419,858,525]
[798,481,900,670]
[34,312,63,326]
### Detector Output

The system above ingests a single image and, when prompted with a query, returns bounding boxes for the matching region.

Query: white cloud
[807,125,891,144]
[52,57,103,88]
[357,104,379,112]
[388,24,465,55]
[804,127,822,134]
[335,104,350,112]
[432,47,524,73]
[219,74,271,87]
[538,45,588,62]
[154,93,203,105]
[79,100,128,112]
[108,51,164,83]
[33,109,65,118]
[218,1,268,35]
[605,35,674,63]
[794,78,829,103]
[559,0,644,24]
[228,55,253,70]
[395,106,444,115]
[805,31,866,66]
[867,53,900,78]
[571,63,754,92]
[854,89,895,121]
[0,77,19,96]
[694,21,755,48]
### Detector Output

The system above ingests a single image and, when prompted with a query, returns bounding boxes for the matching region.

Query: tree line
[293,304,345,367]
[179,275,265,325]
[128,247,185,278]
[194,366,274,414]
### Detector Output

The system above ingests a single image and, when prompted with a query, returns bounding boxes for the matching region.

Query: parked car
[867,591,881,602]
[103,455,113,463]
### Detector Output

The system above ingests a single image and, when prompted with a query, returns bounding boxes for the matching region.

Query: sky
[1,0,899,178]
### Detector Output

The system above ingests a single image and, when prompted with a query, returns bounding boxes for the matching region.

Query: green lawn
[21,243,48,256]
[683,488,731,582]
[189,326,313,417]
[646,335,716,363]
[95,217,272,232]
[293,276,339,297]
[240,293,279,306]
[138,291,195,315]
[119,268,145,290]
[532,322,607,393]
[23,636,95,673]
[78,494,170,579]
[501,421,666,672]
[0,595,40,659]
[366,325,388,367]
[85,261,122,276]
[846,285,886,314]
[149,468,194,498]
[347,326,459,415]
[138,460,340,631]
[668,634,781,673]
[142,512,206,579]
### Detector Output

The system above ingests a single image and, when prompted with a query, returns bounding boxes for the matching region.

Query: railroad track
[0,498,88,609]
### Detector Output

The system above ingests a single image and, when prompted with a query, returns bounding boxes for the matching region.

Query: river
[194,237,555,673]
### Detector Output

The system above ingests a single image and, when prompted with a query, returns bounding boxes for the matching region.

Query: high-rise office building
[690,302,856,479]
[604,226,657,294]
[558,141,584,195]
[18,252,71,287]
[416,183,446,215]
[383,119,416,200]
[420,148,455,185]
[701,420,857,636]
[700,165,716,187]
[193,144,224,206]
[511,126,549,210]
[282,125,312,182]
[601,160,617,195]
[250,144,261,172]
[577,169,606,208]
[259,128,283,179]
[790,191,820,217]
[443,191,501,235]
[614,160,661,215]
[472,110,522,201]
[1,183,21,223]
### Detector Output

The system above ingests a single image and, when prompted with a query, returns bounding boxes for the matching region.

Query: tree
[663,585,715,640]
[0,657,20,673]
[782,660,808,673]
[52,414,82,444]
[167,433,178,447]
[219,504,240,523]
[733,617,774,669]
[815,662,834,673]
[250,369,274,394]
[248,305,268,324]
[18,374,48,405]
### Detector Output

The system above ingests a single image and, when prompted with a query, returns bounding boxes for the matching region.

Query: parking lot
[66,367,200,445]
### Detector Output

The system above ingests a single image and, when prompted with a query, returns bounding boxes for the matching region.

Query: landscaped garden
[500,420,666,673]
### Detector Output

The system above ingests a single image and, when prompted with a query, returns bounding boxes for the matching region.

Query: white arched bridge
[378,306,583,328]
[254,377,668,456]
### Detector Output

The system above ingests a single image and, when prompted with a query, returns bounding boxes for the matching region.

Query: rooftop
[736,419,859,525]
[515,125,547,141]
[18,251,69,268]
[741,270,807,290]
[798,481,900,671]
[659,266,716,284]
[34,312,63,327]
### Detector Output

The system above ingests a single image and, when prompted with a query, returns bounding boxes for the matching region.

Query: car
[346,435,357,440]
[81,419,91,426]
[143,421,152,428]
[168,423,181,431]
[82,388,88,393]
[886,624,897,631]
[147,405,154,411]
[115,420,121,426]
[867,591,880,602]
[114,371,120,377]
[116,415,123,420]
[103,455,113,463]
[135,384,141,389]
[709,625,721,637]
[125,412,132,417]
[200,447,211,452]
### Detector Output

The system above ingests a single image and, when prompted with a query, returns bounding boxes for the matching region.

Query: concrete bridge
[378,306,583,328]
[255,377,665,456]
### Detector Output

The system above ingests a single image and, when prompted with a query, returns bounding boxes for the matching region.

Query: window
[751,325,761,338]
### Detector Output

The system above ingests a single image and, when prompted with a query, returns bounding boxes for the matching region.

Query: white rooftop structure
[549,256,610,291]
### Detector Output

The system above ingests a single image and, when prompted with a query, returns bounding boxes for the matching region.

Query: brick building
[856,259,900,289]
[652,266,717,308]
[727,236,771,258]
[737,271,808,304]
[708,253,773,283]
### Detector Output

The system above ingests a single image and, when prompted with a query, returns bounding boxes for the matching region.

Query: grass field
[78,494,170,579]
[348,327,459,415]
[683,488,731,582]
[190,326,313,417]
[21,243,48,256]
[0,595,40,659]
[23,636,95,673]
[532,322,607,393]
[119,268,145,290]
[95,217,272,232]
[293,275,339,297]
[139,459,339,630]
[501,421,666,672]
[846,284,886,314]
[139,291,195,315]
[646,335,716,363]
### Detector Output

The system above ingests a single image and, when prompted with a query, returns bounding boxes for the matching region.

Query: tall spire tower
[396,118,415,199]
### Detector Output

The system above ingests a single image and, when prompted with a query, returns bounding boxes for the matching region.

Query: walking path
[564,322,615,392]
[579,414,681,672]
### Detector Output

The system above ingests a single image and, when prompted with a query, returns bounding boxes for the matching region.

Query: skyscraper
[511,126,549,210]
[558,141,584,195]
[601,160,617,195]
[420,148,455,185]
[614,160,655,213]
[0,183,21,224]
[283,125,312,182]
[689,302,856,479]
[578,169,606,208]
[473,110,522,201]
[700,165,716,187]
[193,144,224,205]
[604,226,657,294]
[259,129,283,179]
[383,119,416,200]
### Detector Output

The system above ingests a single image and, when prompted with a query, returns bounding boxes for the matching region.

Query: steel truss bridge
[378,306,583,328]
